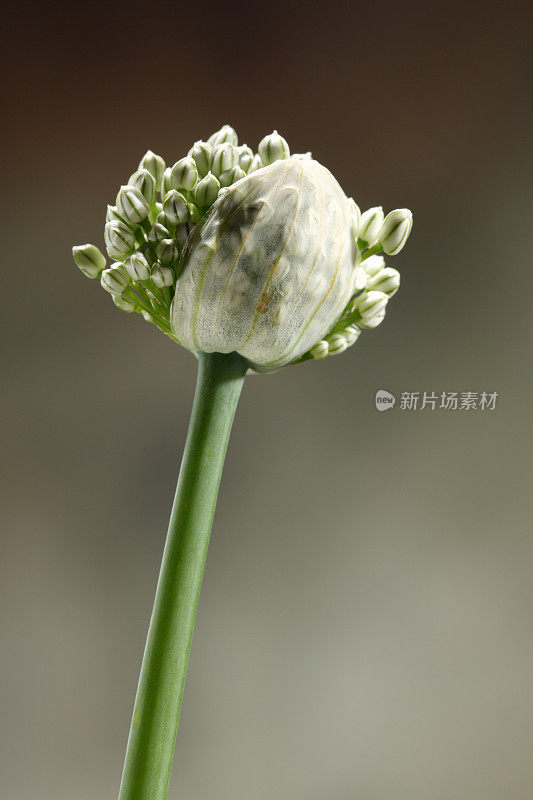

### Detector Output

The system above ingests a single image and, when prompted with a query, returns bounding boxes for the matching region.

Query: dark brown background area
[2,1,532,798]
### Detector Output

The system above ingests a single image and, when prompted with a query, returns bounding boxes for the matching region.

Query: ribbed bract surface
[171,158,358,371]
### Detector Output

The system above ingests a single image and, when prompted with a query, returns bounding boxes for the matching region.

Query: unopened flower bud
[366,267,400,297]
[104,220,136,259]
[116,185,150,225]
[258,130,290,165]
[152,265,175,288]
[237,144,254,172]
[101,264,130,294]
[194,172,220,206]
[148,222,171,243]
[152,267,174,289]
[218,164,246,187]
[248,154,263,173]
[173,157,361,371]
[163,190,189,225]
[359,206,384,246]
[170,157,198,192]
[211,143,238,177]
[362,254,386,277]
[310,340,329,359]
[188,141,213,177]
[161,167,172,196]
[207,124,238,147]
[72,243,106,279]
[128,169,156,205]
[355,290,388,328]
[125,252,150,281]
[139,150,166,191]
[348,198,361,239]
[156,239,178,266]
[378,209,413,255]
[113,294,136,312]
[326,332,349,355]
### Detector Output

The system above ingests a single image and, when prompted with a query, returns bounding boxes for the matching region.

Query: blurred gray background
[2,1,532,798]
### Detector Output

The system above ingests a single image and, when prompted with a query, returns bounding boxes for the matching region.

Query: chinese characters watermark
[375,390,498,412]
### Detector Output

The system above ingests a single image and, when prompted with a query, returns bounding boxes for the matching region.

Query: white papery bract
[171,158,359,371]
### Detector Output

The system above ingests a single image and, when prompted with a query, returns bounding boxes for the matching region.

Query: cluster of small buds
[73,126,297,340]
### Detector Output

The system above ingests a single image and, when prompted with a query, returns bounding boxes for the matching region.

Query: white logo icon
[375,389,396,411]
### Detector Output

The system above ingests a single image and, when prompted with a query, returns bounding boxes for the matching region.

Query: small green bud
[218,164,246,187]
[310,340,329,359]
[248,153,263,173]
[152,265,175,288]
[156,238,178,266]
[207,124,239,147]
[194,172,220,206]
[359,206,384,246]
[170,157,198,192]
[366,267,400,297]
[139,150,166,191]
[355,290,388,328]
[148,222,171,243]
[363,254,386,277]
[101,263,130,294]
[378,209,413,255]
[258,130,290,165]
[113,294,137,312]
[188,141,213,177]
[128,169,156,205]
[163,190,189,225]
[348,198,361,239]
[104,220,136,259]
[237,144,254,172]
[211,143,238,177]
[125,252,150,281]
[72,243,106,279]
[116,185,150,225]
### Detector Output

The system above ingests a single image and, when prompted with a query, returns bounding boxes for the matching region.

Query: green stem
[118,351,248,800]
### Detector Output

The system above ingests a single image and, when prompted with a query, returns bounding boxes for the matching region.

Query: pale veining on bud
[207,125,238,148]
[163,190,189,225]
[139,150,166,191]
[188,141,213,177]
[101,264,130,295]
[128,169,157,205]
[359,206,384,246]
[378,209,413,255]
[258,130,290,165]
[104,220,136,260]
[194,172,220,207]
[116,185,150,225]
[170,157,198,192]
[73,244,106,279]
[125,253,151,282]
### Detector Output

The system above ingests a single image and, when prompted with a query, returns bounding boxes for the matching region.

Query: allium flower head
[73,125,413,371]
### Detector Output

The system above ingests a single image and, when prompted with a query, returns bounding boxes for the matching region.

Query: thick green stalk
[118,351,248,800]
